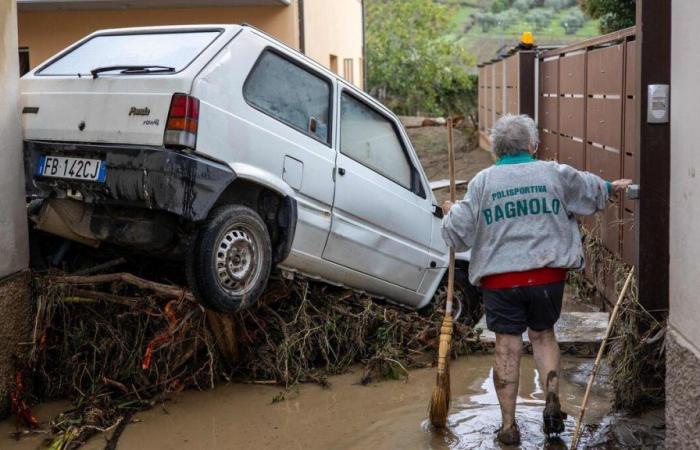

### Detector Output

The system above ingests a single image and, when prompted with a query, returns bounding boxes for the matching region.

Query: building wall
[18,4,300,68]
[668,0,700,446]
[0,0,32,419]
[303,0,363,89]
[1,2,29,277]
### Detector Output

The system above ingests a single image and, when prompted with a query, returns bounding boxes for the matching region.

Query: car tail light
[164,93,200,150]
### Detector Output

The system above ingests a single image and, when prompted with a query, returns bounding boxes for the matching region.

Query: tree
[513,0,535,13]
[560,9,586,34]
[526,8,555,30]
[475,12,498,32]
[579,0,635,33]
[365,0,475,116]
[491,0,514,13]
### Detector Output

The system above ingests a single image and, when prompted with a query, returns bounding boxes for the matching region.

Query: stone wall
[0,272,33,418]
[666,329,700,448]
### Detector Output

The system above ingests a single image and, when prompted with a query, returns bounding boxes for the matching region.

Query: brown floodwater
[0,355,611,450]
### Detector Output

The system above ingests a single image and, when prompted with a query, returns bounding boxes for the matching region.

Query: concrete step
[475,311,610,357]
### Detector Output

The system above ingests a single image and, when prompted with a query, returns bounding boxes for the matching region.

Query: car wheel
[454,267,483,326]
[187,204,272,313]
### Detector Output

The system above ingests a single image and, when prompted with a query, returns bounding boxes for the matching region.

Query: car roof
[85,24,241,35]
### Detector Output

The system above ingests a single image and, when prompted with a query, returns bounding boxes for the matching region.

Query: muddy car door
[322,89,434,292]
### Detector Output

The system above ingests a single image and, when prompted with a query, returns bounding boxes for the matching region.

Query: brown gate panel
[539,129,558,161]
[621,209,635,266]
[586,144,621,181]
[507,88,519,114]
[625,41,637,97]
[559,97,585,138]
[559,136,585,169]
[495,87,504,114]
[586,97,623,149]
[541,58,559,94]
[506,55,518,87]
[540,96,558,132]
[559,53,586,94]
[624,98,637,155]
[586,44,624,95]
[602,198,621,255]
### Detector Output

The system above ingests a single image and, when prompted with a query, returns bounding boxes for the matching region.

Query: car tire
[454,267,483,326]
[187,204,272,313]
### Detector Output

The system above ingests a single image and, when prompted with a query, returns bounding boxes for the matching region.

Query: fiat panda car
[22,24,478,317]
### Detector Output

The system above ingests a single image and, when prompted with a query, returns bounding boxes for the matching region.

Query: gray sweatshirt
[441,153,610,286]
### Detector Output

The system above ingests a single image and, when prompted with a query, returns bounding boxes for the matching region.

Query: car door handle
[337,167,346,176]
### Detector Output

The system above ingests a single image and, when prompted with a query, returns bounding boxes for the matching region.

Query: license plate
[37,155,106,182]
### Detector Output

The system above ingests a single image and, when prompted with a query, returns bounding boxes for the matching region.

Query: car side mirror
[433,204,443,218]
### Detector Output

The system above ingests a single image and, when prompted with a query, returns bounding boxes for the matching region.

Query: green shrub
[560,9,586,34]
[526,8,555,30]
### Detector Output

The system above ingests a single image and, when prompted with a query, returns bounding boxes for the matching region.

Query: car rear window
[37,30,222,76]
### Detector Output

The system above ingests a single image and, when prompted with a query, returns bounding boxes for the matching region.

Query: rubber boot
[543,392,567,436]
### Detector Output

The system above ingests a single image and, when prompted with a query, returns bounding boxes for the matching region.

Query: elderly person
[441,114,631,445]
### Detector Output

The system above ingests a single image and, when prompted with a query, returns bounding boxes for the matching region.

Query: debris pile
[14,271,480,448]
[571,229,666,413]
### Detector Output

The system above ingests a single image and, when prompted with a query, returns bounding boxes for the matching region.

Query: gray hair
[489,114,539,158]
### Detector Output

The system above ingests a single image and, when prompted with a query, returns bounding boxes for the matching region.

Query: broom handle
[446,118,457,316]
[570,267,635,449]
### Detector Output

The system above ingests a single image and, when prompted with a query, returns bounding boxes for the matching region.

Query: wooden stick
[428,117,458,428]
[570,267,635,449]
[446,116,457,316]
[51,272,195,302]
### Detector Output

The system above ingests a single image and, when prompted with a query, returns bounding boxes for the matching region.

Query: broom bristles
[429,368,451,428]
[429,315,453,428]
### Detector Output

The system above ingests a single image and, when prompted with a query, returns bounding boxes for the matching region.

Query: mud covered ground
[2,355,613,450]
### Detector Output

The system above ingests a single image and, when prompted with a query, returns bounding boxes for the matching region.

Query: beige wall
[18,4,300,68]
[303,0,363,89]
[669,0,700,351]
[0,0,29,278]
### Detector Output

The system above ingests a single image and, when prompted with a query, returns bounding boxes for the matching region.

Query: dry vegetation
[12,271,482,449]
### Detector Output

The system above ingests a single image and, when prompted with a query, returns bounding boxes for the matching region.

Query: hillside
[440,0,601,64]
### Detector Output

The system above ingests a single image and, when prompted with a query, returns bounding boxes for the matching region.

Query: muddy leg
[529,328,566,435]
[493,333,523,429]
[528,328,560,395]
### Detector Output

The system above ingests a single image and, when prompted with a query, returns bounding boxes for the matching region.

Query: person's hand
[442,201,454,215]
[612,179,633,192]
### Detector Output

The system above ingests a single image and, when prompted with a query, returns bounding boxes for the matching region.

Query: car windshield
[37,30,222,76]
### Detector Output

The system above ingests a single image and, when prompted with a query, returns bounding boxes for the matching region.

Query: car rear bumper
[24,140,236,222]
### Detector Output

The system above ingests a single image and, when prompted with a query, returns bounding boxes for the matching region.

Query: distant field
[439,0,602,65]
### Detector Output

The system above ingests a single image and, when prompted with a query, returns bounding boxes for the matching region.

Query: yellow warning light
[521,31,534,46]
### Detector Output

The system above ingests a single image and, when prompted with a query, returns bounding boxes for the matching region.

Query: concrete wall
[303,0,364,89]
[18,4,301,68]
[1,2,30,275]
[0,0,33,419]
[668,0,700,446]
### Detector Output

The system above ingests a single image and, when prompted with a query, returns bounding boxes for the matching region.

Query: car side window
[340,92,413,190]
[244,50,332,145]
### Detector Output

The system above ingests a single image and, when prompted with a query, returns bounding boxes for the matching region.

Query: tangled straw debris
[570,227,667,413]
[13,271,480,449]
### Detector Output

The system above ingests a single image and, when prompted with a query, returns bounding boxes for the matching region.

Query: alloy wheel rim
[214,225,260,296]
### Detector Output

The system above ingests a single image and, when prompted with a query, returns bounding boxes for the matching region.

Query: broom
[570,267,635,448]
[428,117,457,428]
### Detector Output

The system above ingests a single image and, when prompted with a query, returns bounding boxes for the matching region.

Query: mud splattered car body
[22,24,474,313]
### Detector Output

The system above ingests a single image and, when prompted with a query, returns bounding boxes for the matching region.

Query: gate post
[635,0,671,313]
[0,0,32,418]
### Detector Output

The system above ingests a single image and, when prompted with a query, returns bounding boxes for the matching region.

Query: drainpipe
[297,0,305,54]
[0,0,32,419]
[361,0,367,91]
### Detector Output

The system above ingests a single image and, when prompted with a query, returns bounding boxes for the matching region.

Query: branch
[50,273,195,302]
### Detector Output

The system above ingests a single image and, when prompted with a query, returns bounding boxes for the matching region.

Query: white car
[22,24,479,317]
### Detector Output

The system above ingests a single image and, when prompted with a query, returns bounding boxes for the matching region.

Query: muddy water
[1,355,610,450]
